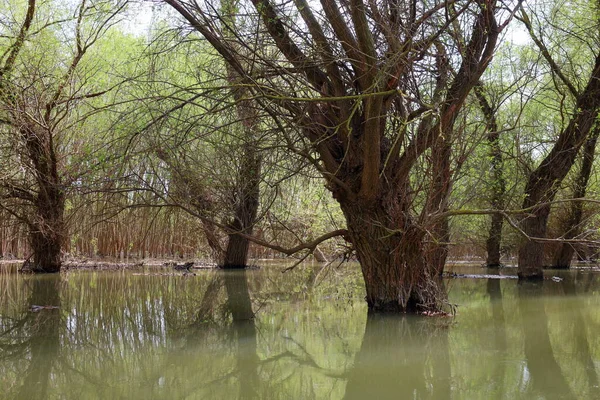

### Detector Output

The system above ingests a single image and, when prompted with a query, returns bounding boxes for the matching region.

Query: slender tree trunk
[223,141,261,269]
[220,0,261,269]
[475,86,506,268]
[518,54,600,279]
[553,123,600,268]
[200,219,225,262]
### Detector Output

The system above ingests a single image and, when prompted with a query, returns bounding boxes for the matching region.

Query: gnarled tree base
[343,203,447,314]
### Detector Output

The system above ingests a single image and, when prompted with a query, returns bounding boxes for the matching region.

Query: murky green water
[1,263,599,399]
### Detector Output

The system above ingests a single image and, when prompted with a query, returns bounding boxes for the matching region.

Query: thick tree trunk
[487,213,504,267]
[341,202,445,313]
[518,204,550,280]
[518,54,600,279]
[28,186,64,273]
[24,126,65,273]
[553,124,600,268]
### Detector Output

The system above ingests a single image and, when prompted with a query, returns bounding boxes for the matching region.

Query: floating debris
[443,272,518,279]
[29,305,59,312]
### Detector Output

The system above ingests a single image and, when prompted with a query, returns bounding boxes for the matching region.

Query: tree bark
[223,142,261,269]
[342,201,445,313]
[24,127,65,273]
[552,123,600,268]
[475,86,506,268]
[518,53,600,279]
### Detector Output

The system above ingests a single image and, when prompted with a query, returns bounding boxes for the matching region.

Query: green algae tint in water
[1,264,600,399]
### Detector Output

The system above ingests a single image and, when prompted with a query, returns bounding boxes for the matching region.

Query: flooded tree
[0,0,127,272]
[516,6,600,279]
[163,0,518,313]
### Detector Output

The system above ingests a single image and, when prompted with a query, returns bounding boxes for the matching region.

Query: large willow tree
[163,0,518,312]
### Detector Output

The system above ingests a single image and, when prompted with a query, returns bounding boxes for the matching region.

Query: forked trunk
[341,202,445,313]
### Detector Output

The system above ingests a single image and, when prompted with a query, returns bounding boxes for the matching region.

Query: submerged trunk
[517,203,550,280]
[341,201,445,313]
[28,187,64,273]
[553,124,600,268]
[166,0,501,313]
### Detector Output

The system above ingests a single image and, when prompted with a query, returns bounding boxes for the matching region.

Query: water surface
[1,263,599,399]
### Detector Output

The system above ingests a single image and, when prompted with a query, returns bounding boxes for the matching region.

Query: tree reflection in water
[0,275,61,399]
[223,270,259,400]
[518,281,575,400]
[343,315,451,400]
[486,275,507,400]
[2,267,600,399]
[562,272,600,399]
